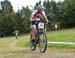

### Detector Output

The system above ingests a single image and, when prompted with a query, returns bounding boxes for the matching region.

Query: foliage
[0,0,31,36]
[0,0,75,36]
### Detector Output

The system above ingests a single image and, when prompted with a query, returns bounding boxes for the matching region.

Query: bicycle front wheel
[30,34,36,51]
[39,32,47,53]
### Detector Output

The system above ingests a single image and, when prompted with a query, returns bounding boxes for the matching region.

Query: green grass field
[0,28,75,58]
[0,28,75,51]
[16,28,75,50]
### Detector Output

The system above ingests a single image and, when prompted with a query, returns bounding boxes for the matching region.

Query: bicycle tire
[30,34,36,51]
[39,32,47,53]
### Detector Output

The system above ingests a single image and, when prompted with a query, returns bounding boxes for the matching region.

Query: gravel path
[0,40,75,58]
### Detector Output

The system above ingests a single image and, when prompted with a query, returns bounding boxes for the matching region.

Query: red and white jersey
[31,10,46,21]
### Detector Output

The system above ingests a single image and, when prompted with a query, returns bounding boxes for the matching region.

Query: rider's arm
[44,15,48,22]
[29,11,34,22]
[29,15,33,22]
[42,11,48,22]
[29,10,37,22]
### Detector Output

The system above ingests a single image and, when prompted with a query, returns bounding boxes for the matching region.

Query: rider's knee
[32,27,36,32]
[32,25,36,32]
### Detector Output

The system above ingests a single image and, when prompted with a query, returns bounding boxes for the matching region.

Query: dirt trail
[10,40,25,49]
[0,39,75,58]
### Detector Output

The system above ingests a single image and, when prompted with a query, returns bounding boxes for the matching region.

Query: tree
[20,6,31,33]
[1,0,13,13]
[34,0,41,10]
[61,0,75,28]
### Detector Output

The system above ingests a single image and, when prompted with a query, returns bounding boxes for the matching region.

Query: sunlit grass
[0,28,75,51]
[16,34,30,47]
[17,28,75,50]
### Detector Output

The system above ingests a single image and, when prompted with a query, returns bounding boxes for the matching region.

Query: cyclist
[30,5,49,44]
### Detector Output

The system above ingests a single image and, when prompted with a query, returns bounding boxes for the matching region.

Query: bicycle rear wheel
[39,32,47,53]
[30,34,36,51]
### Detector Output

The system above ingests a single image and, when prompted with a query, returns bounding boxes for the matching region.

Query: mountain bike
[30,22,47,53]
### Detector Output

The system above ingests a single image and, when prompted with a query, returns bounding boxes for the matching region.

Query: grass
[0,37,15,52]
[47,28,75,42]
[0,28,75,58]
[47,28,75,50]
[0,28,75,51]
[16,34,30,47]
[17,28,75,50]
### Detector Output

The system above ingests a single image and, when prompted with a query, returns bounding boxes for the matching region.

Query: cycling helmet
[38,5,45,11]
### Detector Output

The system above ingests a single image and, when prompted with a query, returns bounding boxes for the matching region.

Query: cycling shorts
[31,20,40,28]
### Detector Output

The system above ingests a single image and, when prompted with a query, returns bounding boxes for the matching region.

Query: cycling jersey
[31,10,46,21]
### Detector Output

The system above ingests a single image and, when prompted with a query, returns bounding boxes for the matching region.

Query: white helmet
[38,5,45,11]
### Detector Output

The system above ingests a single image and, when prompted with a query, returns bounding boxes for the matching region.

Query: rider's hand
[46,20,52,24]
[30,15,33,22]
[30,19,32,23]
[46,20,49,24]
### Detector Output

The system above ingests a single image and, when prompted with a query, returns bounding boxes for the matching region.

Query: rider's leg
[31,25,37,41]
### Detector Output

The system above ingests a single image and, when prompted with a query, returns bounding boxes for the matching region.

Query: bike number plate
[38,22,44,29]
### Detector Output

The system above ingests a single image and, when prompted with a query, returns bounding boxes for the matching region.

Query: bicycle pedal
[31,40,36,45]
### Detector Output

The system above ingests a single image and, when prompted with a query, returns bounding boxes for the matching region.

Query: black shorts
[32,20,40,27]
